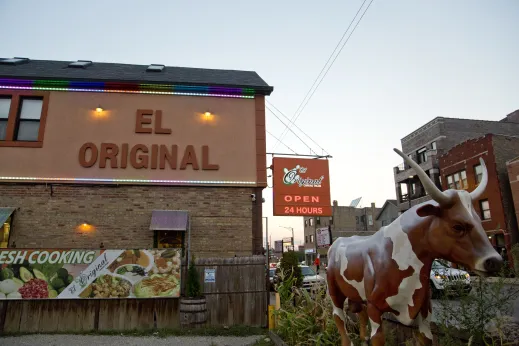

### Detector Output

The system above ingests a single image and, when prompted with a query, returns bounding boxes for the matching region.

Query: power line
[272,0,375,151]
[267,101,329,155]
[266,105,319,155]
[266,100,330,156]
[266,130,298,154]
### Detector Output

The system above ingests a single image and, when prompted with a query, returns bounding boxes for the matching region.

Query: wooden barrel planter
[179,296,207,328]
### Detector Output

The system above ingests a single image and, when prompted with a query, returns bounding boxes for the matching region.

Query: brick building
[507,156,519,247]
[0,57,273,258]
[393,111,519,212]
[303,200,382,265]
[438,134,519,264]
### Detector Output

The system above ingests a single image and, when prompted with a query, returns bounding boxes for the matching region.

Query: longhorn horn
[469,157,488,200]
[393,148,452,207]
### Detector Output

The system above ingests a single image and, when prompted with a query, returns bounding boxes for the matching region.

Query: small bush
[277,251,303,288]
[185,254,201,298]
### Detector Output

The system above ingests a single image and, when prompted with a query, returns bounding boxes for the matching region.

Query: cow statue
[326,148,503,346]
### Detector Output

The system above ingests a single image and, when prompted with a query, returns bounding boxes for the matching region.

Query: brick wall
[401,117,519,154]
[0,184,255,258]
[492,135,519,243]
[507,158,519,244]
[438,135,505,233]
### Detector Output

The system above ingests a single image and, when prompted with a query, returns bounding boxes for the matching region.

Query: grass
[1,325,267,338]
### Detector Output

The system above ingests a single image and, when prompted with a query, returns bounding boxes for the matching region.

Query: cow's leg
[416,299,433,346]
[327,286,351,346]
[358,305,370,346]
[367,303,384,346]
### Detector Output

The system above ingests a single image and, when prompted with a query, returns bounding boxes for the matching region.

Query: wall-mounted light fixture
[204,111,212,118]
[77,222,95,233]
[95,105,104,114]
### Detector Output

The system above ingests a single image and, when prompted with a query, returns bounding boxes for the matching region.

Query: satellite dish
[350,197,362,208]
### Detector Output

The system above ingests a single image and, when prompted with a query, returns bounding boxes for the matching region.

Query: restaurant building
[0,57,273,258]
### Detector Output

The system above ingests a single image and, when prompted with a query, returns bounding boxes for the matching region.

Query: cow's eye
[453,224,465,233]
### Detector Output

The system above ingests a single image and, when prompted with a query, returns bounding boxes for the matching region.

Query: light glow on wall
[0,176,256,185]
[0,78,256,99]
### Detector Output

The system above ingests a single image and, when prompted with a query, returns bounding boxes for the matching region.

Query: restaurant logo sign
[272,157,332,216]
[282,165,325,187]
[0,248,181,300]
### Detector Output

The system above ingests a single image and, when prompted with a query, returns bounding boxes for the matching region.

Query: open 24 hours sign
[0,249,181,300]
[272,157,332,216]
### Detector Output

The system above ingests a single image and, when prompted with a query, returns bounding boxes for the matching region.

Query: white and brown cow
[326,148,503,346]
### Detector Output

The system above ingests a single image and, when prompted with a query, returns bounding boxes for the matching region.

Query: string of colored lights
[0,78,256,98]
[0,176,256,185]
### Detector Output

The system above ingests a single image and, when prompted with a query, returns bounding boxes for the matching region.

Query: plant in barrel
[180,254,207,328]
[186,254,201,298]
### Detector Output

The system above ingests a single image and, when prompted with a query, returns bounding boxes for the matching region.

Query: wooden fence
[188,255,268,327]
[0,255,267,334]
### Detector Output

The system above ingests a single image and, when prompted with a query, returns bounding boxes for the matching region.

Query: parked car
[430,259,471,298]
[300,265,326,292]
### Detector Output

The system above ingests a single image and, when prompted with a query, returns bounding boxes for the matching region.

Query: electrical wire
[272,0,375,151]
[266,100,330,156]
[266,130,298,154]
[266,105,319,155]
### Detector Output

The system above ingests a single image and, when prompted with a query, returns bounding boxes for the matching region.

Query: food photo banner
[0,249,181,300]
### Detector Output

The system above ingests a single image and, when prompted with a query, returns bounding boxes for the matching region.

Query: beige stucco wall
[0,91,257,185]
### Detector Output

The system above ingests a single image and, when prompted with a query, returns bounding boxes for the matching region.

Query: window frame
[479,199,491,220]
[417,147,427,164]
[446,169,468,190]
[0,90,49,148]
[474,164,483,185]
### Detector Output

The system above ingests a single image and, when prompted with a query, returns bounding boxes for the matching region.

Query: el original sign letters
[78,109,220,171]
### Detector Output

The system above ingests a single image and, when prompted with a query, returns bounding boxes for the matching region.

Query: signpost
[272,157,332,216]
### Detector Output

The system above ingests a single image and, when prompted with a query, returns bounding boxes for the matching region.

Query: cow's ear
[416,204,441,217]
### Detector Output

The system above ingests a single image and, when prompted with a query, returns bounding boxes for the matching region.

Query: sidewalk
[2,334,265,346]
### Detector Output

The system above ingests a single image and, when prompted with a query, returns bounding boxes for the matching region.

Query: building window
[474,164,483,185]
[309,218,314,226]
[431,141,437,150]
[368,214,373,226]
[304,220,308,227]
[0,91,48,147]
[15,98,44,141]
[316,217,321,225]
[417,147,427,164]
[447,175,454,189]
[480,199,491,220]
[0,97,11,140]
[305,235,308,243]
[310,235,314,243]
[355,216,359,224]
[446,170,467,190]
[329,217,333,225]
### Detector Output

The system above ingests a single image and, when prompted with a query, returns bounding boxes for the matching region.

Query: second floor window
[309,218,314,226]
[446,170,467,190]
[474,164,483,185]
[316,217,320,225]
[479,199,491,220]
[0,91,48,147]
[417,147,427,164]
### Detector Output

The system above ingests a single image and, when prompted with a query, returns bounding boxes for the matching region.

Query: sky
[1,0,518,248]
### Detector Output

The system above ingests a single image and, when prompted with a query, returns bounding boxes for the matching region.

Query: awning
[0,207,16,225]
[149,210,189,231]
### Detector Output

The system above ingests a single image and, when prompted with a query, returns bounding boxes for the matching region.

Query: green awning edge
[0,207,16,225]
